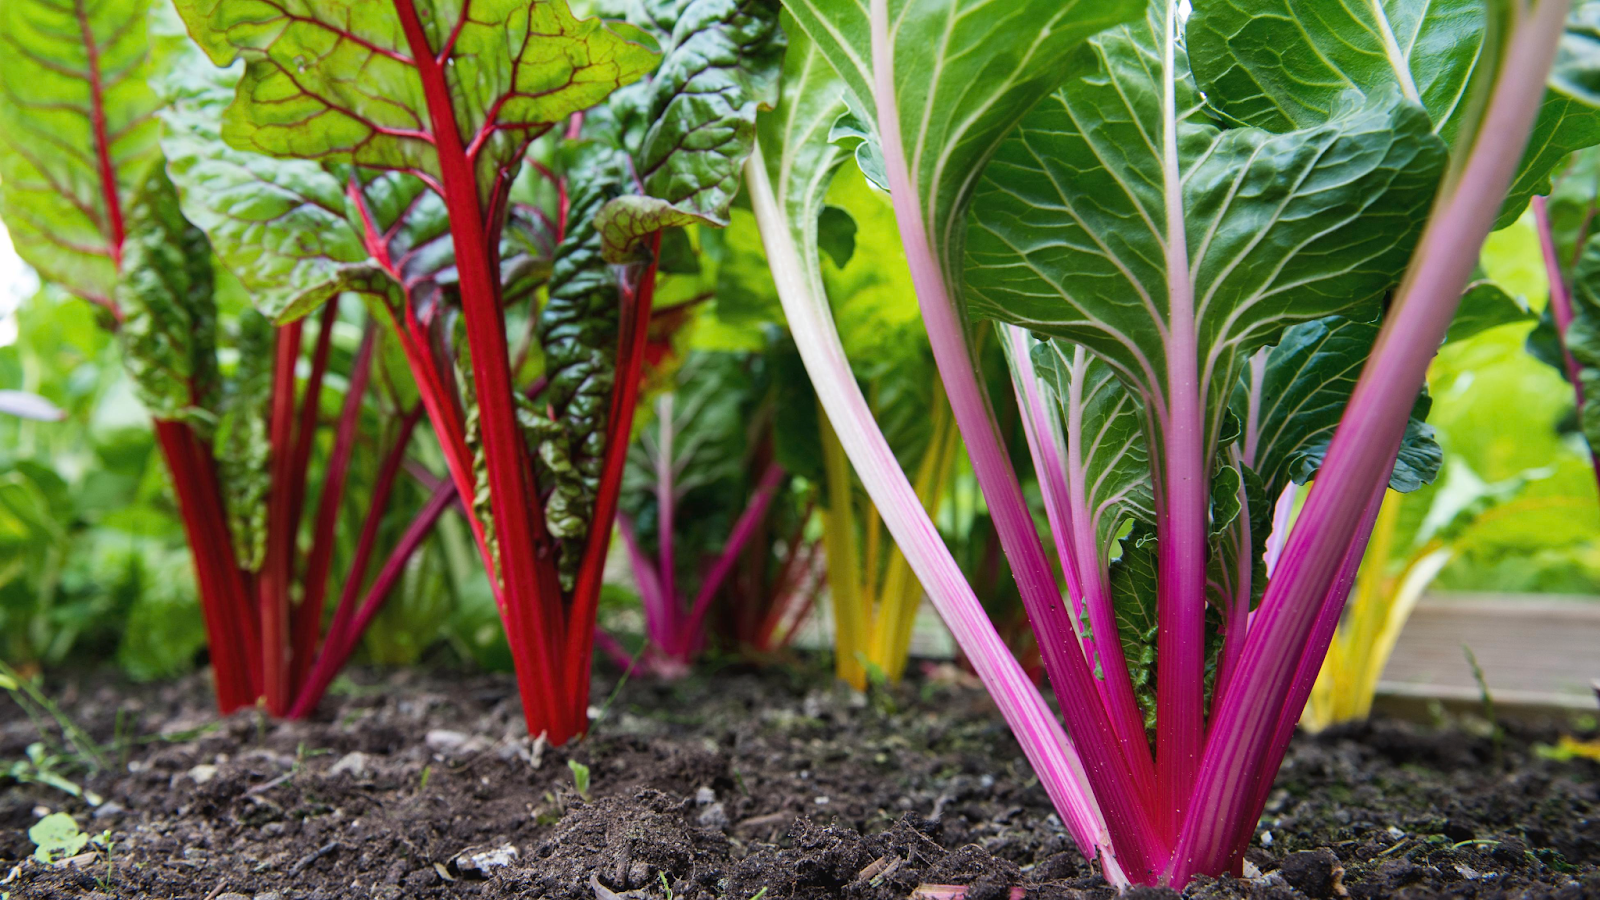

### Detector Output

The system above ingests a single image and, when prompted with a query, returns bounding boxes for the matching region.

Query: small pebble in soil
[1280,849,1341,899]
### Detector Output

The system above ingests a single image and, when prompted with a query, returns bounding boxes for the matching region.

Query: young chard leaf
[1187,0,1600,226]
[1110,526,1159,737]
[1234,317,1443,501]
[0,0,162,313]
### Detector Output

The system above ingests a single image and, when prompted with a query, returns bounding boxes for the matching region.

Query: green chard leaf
[965,4,1446,477]
[0,0,162,310]
[114,162,221,423]
[1453,268,1535,344]
[596,0,785,261]
[1234,316,1443,500]
[214,310,274,570]
[153,23,382,323]
[1186,0,1600,228]
[1204,460,1271,620]
[155,9,549,325]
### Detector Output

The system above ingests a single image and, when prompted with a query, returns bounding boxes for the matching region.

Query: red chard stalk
[167,0,784,741]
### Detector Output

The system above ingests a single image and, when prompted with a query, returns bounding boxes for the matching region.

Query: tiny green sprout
[30,812,87,864]
[568,759,591,800]
[419,764,432,790]
[659,871,674,900]
[0,671,17,691]
[749,887,770,900]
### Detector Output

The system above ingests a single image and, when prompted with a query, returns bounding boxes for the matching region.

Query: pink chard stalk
[767,0,1593,887]
[612,353,793,677]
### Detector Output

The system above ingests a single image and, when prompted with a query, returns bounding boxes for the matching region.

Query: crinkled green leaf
[966,6,1445,475]
[0,0,163,308]
[596,0,784,261]
[172,0,657,206]
[1187,0,1600,229]
[1235,316,1442,499]
[1032,341,1155,556]
[114,163,220,422]
[537,144,629,586]
[214,310,273,571]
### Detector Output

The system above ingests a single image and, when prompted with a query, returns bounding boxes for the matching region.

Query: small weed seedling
[568,760,591,801]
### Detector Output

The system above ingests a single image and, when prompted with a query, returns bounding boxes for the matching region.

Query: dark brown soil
[1,661,1596,899]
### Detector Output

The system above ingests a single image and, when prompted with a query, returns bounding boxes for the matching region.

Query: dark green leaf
[1188,0,1600,228]
[816,206,855,269]
[1451,272,1535,343]
[1110,525,1159,738]
[596,0,784,261]
[114,163,220,423]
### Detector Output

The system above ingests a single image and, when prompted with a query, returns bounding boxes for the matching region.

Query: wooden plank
[1378,593,1600,707]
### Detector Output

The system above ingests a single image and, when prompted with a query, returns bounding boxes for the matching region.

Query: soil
[1,660,1597,900]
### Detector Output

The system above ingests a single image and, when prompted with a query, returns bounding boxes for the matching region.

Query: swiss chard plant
[0,0,449,716]
[611,350,795,677]
[749,0,1597,886]
[169,0,784,741]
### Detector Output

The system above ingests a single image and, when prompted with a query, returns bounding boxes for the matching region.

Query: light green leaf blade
[754,10,850,314]
[153,22,379,323]
[172,0,658,201]
[0,0,163,308]
[965,8,1445,456]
